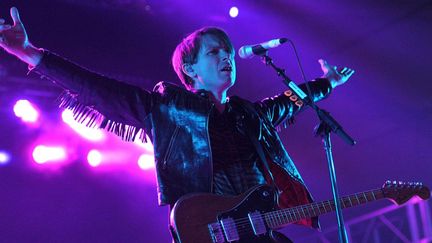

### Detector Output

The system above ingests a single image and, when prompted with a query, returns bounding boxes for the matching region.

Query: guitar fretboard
[264,188,384,229]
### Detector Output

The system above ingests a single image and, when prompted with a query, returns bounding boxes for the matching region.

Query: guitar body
[171,185,278,243]
[170,180,430,243]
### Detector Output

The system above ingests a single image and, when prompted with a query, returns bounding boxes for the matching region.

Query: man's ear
[182,63,196,79]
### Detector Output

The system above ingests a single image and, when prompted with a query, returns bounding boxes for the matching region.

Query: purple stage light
[13,99,39,123]
[61,109,106,142]
[32,145,67,164]
[137,154,155,170]
[86,149,132,168]
[87,149,102,167]
[229,6,239,18]
[0,151,11,165]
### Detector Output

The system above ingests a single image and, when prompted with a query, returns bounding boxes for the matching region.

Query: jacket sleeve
[31,50,158,141]
[255,78,332,127]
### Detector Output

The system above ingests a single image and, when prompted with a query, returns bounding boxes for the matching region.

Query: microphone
[238,38,288,59]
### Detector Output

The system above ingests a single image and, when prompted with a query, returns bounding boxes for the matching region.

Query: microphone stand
[261,54,355,243]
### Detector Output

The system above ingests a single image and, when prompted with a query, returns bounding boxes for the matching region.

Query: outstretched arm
[0,7,42,66]
[257,59,355,127]
[0,7,156,142]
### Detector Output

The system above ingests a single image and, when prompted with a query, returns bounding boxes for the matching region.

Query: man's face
[191,34,236,91]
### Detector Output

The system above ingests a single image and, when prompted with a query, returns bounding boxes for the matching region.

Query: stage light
[0,151,11,165]
[87,149,102,167]
[229,6,239,18]
[61,109,105,142]
[137,154,155,170]
[13,99,39,123]
[32,145,67,164]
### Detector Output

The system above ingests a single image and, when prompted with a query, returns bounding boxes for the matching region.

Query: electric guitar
[171,181,430,243]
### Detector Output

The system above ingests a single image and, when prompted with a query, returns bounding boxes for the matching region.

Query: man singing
[0,7,354,242]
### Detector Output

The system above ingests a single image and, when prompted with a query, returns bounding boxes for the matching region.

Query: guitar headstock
[382,180,431,205]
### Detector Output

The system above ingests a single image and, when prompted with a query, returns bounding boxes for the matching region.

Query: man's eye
[208,49,218,54]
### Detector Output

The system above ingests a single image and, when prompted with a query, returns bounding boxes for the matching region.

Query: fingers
[321,58,355,76]
[318,59,327,67]
[318,59,330,71]
[319,58,337,69]
[338,67,355,84]
[10,7,22,26]
[339,67,355,76]
[344,68,355,78]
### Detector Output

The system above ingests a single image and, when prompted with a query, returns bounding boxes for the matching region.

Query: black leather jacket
[33,51,332,228]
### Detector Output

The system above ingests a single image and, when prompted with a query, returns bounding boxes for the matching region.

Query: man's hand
[0,7,42,66]
[319,59,354,89]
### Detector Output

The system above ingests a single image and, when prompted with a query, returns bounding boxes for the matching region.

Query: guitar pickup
[220,217,240,242]
[248,211,267,235]
[208,222,225,243]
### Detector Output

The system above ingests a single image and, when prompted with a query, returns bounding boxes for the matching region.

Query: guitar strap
[247,131,280,199]
[237,98,280,198]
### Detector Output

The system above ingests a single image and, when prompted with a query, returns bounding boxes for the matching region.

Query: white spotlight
[138,154,155,170]
[13,99,39,123]
[87,149,102,167]
[32,145,67,164]
[0,151,11,165]
[229,6,239,18]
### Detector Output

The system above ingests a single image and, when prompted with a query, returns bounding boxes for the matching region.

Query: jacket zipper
[162,125,180,169]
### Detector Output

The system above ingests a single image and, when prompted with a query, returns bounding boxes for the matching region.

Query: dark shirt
[209,101,266,196]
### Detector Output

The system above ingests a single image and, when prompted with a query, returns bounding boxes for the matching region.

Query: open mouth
[221,66,232,72]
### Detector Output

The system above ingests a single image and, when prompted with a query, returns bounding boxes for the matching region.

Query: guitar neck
[265,188,384,229]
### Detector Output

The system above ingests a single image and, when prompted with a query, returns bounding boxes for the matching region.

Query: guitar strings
[214,200,331,237]
[217,199,348,238]
[214,189,382,237]
[218,184,418,239]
